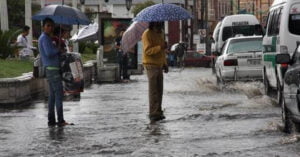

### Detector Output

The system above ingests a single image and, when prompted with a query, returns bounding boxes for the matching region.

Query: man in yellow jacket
[142,22,168,122]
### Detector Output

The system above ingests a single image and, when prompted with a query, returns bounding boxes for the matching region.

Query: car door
[263,8,282,88]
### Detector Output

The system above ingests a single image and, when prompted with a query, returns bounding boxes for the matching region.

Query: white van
[211,22,221,53]
[262,0,300,104]
[215,14,263,53]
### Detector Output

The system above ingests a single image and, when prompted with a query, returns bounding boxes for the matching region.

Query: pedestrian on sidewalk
[38,18,70,127]
[142,22,168,122]
[115,31,130,82]
[16,25,36,59]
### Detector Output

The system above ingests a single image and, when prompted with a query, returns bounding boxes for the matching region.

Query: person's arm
[142,32,162,56]
[41,37,59,57]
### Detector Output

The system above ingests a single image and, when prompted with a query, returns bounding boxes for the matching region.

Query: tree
[7,0,41,39]
[131,0,155,16]
[0,29,21,59]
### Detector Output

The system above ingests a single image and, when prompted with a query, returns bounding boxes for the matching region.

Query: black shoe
[57,121,74,127]
[48,122,56,127]
[150,114,166,122]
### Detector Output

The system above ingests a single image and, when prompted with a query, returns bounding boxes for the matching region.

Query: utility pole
[260,0,262,23]
[72,0,79,52]
[205,0,209,54]
[182,0,188,44]
[201,0,205,30]
[237,0,240,13]
[0,0,9,31]
[25,0,33,45]
[252,1,255,15]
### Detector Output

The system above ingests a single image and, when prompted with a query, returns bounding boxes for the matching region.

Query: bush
[0,29,21,59]
[78,41,99,54]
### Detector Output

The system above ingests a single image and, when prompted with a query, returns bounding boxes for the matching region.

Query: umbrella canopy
[121,21,149,53]
[32,4,90,25]
[170,43,179,51]
[71,23,98,42]
[133,3,192,22]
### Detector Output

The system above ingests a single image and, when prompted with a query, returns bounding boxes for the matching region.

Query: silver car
[215,36,263,83]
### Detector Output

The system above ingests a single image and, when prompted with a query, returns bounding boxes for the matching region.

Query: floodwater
[0,68,300,157]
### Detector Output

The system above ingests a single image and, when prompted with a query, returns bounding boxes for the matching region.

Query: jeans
[118,52,129,80]
[46,69,64,125]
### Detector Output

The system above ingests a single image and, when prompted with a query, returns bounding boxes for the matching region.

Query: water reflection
[48,127,65,141]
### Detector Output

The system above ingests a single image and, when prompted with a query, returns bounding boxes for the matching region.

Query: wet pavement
[1,68,300,157]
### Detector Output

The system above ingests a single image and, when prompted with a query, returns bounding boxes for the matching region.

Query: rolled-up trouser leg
[145,65,163,117]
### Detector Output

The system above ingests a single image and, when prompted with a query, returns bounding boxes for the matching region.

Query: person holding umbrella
[38,18,70,127]
[142,22,168,122]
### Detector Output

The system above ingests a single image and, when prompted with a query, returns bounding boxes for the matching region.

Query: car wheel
[281,97,300,133]
[212,60,216,74]
[217,70,225,88]
[263,71,271,96]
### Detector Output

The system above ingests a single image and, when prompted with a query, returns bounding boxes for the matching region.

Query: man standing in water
[38,18,70,127]
[142,22,168,122]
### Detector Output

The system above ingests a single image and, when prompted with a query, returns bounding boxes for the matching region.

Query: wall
[0,62,96,105]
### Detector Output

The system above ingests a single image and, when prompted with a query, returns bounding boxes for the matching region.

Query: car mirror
[276,54,291,64]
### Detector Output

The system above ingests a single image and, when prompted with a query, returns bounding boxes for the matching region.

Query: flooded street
[1,68,300,157]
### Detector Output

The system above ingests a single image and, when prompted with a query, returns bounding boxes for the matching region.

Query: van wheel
[282,97,300,133]
[277,78,282,106]
[263,72,271,96]
[282,98,294,134]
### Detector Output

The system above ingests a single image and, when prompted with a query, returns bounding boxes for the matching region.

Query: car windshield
[226,38,263,54]
[222,25,263,41]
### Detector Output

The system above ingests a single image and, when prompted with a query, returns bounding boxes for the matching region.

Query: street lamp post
[125,0,132,11]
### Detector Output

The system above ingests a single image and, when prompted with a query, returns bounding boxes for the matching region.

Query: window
[289,4,300,35]
[267,8,282,36]
[222,25,262,41]
[227,38,263,54]
[289,14,300,35]
[267,11,275,35]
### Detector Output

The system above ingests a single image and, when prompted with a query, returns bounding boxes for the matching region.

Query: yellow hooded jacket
[142,29,167,67]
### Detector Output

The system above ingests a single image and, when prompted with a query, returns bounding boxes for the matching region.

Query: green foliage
[81,53,97,63]
[78,41,99,54]
[0,29,22,59]
[131,0,156,16]
[7,0,41,39]
[0,59,33,78]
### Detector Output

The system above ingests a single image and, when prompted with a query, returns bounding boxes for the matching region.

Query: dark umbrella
[32,4,90,25]
[133,3,192,22]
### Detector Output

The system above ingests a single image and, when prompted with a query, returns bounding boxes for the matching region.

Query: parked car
[276,42,300,133]
[184,50,213,67]
[215,36,263,83]
[211,14,263,73]
[262,0,300,105]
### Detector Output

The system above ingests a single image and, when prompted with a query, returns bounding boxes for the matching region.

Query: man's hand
[163,64,169,73]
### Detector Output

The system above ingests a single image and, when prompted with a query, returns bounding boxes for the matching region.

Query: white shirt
[16,34,35,57]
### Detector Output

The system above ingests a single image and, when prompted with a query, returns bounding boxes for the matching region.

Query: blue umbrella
[133,3,192,22]
[32,4,90,25]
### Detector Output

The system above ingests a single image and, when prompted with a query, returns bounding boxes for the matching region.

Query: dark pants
[145,65,164,117]
[46,69,65,125]
[119,53,129,79]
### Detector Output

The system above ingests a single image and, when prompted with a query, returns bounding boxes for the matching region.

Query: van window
[222,25,262,41]
[289,4,300,35]
[267,11,275,35]
[268,9,282,36]
[289,14,300,35]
